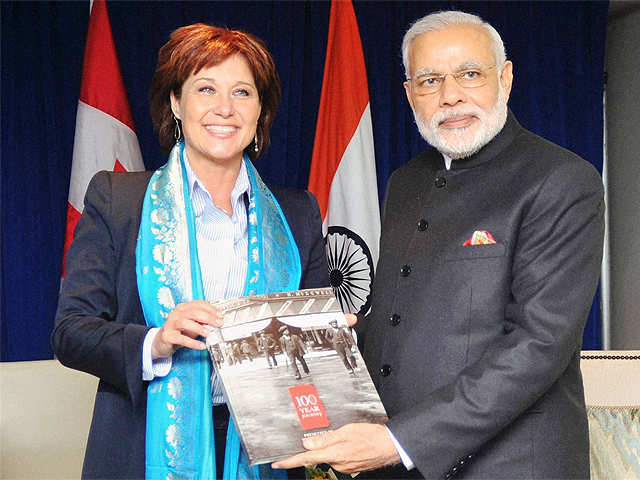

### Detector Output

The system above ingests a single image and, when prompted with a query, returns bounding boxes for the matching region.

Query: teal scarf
[136,141,301,479]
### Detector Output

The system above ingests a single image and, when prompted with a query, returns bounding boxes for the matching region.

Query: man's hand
[152,300,223,359]
[272,423,401,474]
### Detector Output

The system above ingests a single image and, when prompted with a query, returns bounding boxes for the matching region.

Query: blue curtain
[1,1,608,361]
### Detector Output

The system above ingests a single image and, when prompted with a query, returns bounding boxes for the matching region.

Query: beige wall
[0,360,97,479]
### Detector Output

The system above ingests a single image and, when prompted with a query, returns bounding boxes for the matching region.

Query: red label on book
[288,384,330,430]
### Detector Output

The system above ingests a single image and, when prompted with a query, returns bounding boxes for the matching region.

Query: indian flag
[308,0,380,315]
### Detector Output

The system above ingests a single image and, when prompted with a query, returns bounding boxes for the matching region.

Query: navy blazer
[362,113,604,479]
[52,170,329,479]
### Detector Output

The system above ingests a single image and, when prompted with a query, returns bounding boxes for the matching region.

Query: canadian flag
[62,0,144,276]
[308,0,380,315]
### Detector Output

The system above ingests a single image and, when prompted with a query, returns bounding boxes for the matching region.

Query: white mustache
[432,108,483,127]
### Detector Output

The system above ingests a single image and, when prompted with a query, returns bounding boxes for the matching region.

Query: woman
[52,24,328,479]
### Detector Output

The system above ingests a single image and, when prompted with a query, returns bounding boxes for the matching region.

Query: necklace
[215,203,232,216]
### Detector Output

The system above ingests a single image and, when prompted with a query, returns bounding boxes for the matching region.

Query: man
[325,319,357,374]
[231,341,244,364]
[258,331,278,368]
[279,326,310,380]
[274,10,603,479]
[224,342,237,365]
[208,343,224,368]
[240,339,257,362]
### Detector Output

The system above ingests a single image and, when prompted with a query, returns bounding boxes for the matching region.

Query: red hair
[149,24,281,159]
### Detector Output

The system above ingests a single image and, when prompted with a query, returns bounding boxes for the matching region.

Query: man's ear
[403,81,415,111]
[500,61,514,102]
[169,91,180,120]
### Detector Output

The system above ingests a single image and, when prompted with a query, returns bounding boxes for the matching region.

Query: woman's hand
[345,313,357,327]
[152,300,223,359]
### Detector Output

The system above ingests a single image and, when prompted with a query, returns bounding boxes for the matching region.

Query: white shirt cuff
[386,426,415,470]
[142,328,172,381]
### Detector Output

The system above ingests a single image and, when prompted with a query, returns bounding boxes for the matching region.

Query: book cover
[205,287,388,465]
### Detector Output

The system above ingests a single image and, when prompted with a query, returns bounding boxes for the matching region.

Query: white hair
[401,10,507,78]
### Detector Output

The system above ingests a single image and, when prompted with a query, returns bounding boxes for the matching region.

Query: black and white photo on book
[205,287,388,465]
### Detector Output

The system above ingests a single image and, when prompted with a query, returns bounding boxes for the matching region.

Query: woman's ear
[169,91,180,120]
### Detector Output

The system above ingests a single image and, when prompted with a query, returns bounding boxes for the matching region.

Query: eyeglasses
[407,65,497,95]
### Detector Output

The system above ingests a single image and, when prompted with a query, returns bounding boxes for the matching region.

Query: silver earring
[174,116,182,144]
[254,133,259,153]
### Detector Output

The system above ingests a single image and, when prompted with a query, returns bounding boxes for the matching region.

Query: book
[205,287,388,465]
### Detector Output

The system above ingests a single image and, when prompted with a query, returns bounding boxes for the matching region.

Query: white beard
[414,85,508,159]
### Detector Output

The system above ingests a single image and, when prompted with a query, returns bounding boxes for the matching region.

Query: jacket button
[417,219,428,231]
[380,364,392,376]
[389,314,401,326]
[400,264,411,276]
[435,177,446,188]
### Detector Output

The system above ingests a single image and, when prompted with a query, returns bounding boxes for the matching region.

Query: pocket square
[463,230,496,246]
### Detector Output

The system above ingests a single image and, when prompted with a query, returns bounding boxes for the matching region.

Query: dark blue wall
[1,1,608,361]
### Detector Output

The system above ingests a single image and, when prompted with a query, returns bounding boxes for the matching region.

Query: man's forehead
[409,24,494,72]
